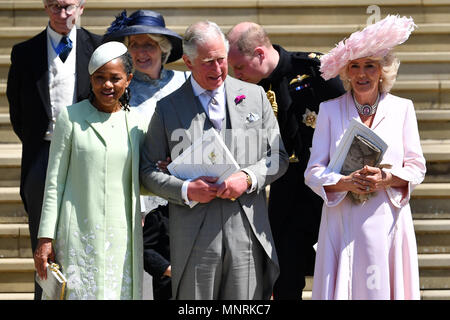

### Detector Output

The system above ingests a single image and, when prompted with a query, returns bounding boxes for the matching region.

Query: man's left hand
[216,171,248,200]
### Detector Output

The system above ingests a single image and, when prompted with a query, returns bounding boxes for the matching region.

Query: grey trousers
[177,201,264,299]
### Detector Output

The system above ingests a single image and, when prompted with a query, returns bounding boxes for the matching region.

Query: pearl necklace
[353,93,380,116]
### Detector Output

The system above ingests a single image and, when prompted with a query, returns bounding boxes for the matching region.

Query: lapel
[370,93,388,130]
[174,78,210,135]
[224,77,246,131]
[84,102,107,146]
[75,28,93,101]
[34,30,52,120]
[84,103,136,149]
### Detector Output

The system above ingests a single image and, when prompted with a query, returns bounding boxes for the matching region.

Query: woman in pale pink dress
[304,15,426,300]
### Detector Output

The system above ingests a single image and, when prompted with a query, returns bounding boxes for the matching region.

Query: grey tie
[206,90,224,131]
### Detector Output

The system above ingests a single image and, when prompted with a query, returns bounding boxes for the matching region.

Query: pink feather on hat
[319,15,417,81]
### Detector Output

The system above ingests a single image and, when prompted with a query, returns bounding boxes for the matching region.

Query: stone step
[2,80,450,111]
[414,219,450,254]
[307,253,450,290]
[3,51,450,81]
[1,54,450,108]
[0,137,448,181]
[411,183,450,217]
[0,258,34,293]
[413,212,450,219]
[0,185,447,223]
[0,107,449,131]
[422,139,450,182]
[419,253,450,290]
[304,253,450,291]
[0,113,19,144]
[0,143,20,187]
[1,22,450,54]
[0,140,448,181]
[417,111,450,140]
[0,223,31,258]
[0,187,26,224]
[3,0,450,28]
[1,110,449,139]
[0,292,33,300]
[421,289,450,300]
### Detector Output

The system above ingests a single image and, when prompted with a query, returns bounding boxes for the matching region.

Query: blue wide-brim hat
[103,10,183,63]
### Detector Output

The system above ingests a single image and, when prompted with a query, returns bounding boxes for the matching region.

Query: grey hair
[339,51,400,93]
[124,34,173,65]
[183,21,229,60]
[43,0,85,6]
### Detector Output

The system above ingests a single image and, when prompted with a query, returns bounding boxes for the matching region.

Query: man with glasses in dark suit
[7,0,101,299]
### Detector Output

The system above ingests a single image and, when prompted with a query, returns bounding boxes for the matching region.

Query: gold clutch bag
[36,262,67,300]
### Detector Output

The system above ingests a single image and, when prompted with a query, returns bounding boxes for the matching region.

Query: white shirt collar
[47,24,77,51]
[190,76,225,97]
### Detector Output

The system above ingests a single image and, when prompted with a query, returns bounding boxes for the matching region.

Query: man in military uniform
[227,22,345,300]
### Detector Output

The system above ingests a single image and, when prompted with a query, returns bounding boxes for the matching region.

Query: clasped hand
[156,158,248,203]
[187,171,248,203]
[349,165,391,194]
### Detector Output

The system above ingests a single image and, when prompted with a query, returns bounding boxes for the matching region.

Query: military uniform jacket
[260,45,345,265]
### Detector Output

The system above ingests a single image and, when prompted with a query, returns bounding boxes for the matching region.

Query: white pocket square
[245,112,260,123]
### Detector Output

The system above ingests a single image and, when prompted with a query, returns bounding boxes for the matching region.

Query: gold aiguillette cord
[266,84,278,118]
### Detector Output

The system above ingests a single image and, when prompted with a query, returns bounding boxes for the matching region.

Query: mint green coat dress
[38,99,148,300]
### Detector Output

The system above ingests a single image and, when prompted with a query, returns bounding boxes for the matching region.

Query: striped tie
[206,90,224,131]
[59,36,72,63]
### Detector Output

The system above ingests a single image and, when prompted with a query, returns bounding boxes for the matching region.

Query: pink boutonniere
[234,95,246,105]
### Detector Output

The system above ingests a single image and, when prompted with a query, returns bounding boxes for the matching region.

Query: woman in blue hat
[105,10,189,118]
[104,10,189,300]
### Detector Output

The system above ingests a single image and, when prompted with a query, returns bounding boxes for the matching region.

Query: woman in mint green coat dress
[34,42,148,299]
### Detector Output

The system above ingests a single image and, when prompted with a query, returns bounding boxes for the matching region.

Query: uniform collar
[258,44,290,89]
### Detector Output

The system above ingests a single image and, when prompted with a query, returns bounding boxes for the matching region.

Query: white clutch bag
[36,262,67,300]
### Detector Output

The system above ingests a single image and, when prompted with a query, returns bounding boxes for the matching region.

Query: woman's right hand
[34,238,55,280]
[157,157,172,173]
[324,169,370,194]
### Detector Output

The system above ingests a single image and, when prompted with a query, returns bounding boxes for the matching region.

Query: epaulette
[291,51,323,67]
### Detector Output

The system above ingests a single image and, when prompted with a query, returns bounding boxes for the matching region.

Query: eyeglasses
[48,4,79,15]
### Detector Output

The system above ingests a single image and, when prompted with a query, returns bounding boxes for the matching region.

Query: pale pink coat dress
[304,91,426,300]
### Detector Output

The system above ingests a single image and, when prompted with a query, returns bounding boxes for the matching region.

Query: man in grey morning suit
[140,21,289,299]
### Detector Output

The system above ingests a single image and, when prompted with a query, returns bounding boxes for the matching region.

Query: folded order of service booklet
[327,118,388,175]
[167,129,240,207]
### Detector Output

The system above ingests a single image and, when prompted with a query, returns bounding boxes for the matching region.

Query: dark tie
[59,36,72,63]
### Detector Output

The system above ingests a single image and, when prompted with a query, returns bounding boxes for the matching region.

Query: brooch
[302,108,317,129]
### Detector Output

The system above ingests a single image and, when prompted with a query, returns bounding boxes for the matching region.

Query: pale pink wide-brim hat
[319,15,417,81]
